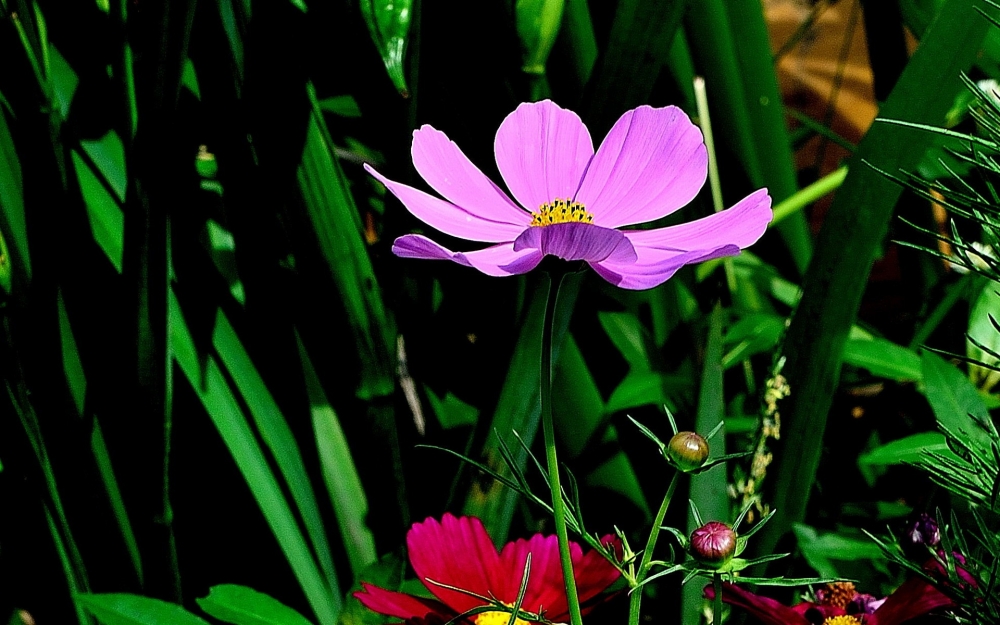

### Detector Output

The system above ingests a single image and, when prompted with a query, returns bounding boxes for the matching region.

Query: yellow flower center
[474,604,530,625]
[530,198,593,227]
[819,582,857,609]
[823,616,861,625]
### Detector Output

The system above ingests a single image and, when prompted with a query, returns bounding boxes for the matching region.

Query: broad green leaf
[424,386,479,430]
[516,0,565,75]
[49,45,77,119]
[598,311,651,372]
[921,350,994,460]
[858,432,948,486]
[298,336,377,577]
[966,284,1000,391]
[213,312,341,601]
[553,334,604,457]
[79,132,127,202]
[792,525,886,579]
[170,293,339,625]
[758,0,992,560]
[197,585,313,625]
[75,594,209,625]
[842,336,922,382]
[605,370,689,414]
[359,0,412,95]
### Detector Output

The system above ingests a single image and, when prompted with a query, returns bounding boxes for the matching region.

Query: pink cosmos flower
[365,100,772,290]
[704,578,955,625]
[354,514,621,624]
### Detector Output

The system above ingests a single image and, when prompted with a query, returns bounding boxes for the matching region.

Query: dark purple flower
[905,513,940,548]
[705,577,955,625]
[367,100,772,290]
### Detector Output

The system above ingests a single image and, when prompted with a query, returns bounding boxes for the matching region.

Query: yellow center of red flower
[530,198,593,227]
[474,603,530,625]
[819,582,857,609]
[823,617,861,625]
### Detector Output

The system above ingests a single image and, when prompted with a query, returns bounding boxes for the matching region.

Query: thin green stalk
[771,166,848,225]
[628,471,680,625]
[540,269,582,625]
[712,573,722,625]
[694,76,736,295]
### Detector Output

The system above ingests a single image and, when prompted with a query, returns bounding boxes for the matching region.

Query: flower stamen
[823,617,861,625]
[474,603,531,625]
[530,198,593,227]
[817,582,857,609]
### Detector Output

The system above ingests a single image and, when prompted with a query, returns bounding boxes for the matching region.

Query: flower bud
[905,513,940,548]
[690,521,736,568]
[667,431,709,471]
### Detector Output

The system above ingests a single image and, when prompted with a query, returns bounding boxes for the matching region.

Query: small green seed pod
[666,431,709,472]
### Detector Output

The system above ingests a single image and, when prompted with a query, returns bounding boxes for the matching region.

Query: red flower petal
[353,582,453,621]
[704,582,811,625]
[868,576,953,625]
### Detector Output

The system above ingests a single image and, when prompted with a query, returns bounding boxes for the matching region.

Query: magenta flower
[704,579,955,625]
[354,514,621,624]
[365,100,772,290]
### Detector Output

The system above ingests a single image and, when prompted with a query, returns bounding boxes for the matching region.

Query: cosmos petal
[498,534,567,619]
[494,100,595,213]
[367,164,527,243]
[574,535,624,609]
[411,125,531,225]
[513,223,637,263]
[576,105,708,228]
[590,244,739,290]
[392,235,544,277]
[621,189,772,250]
[704,583,811,625]
[353,583,452,621]
[407,514,503,613]
[867,577,954,625]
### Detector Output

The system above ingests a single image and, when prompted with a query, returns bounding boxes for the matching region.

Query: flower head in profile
[366,100,772,290]
[355,514,621,624]
[705,579,954,625]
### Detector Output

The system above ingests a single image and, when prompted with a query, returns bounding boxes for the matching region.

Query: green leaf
[842,336,923,382]
[170,293,339,625]
[298,336,378,578]
[317,96,361,118]
[858,432,948,486]
[966,284,1000,391]
[197,585,314,625]
[49,45,78,119]
[71,148,124,272]
[212,312,341,600]
[0,97,29,284]
[792,525,886,579]
[606,370,689,414]
[721,313,785,369]
[358,0,412,95]
[424,386,479,430]
[75,594,209,625]
[921,350,994,459]
[516,0,565,75]
[599,311,652,372]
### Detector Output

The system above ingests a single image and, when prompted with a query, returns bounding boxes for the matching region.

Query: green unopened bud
[690,521,736,568]
[666,431,709,471]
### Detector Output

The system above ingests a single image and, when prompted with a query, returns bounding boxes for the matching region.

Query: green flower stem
[628,470,680,625]
[713,573,723,625]
[540,269,583,625]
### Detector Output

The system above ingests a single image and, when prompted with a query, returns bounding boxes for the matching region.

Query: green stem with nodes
[713,573,723,625]
[628,470,681,625]
[540,269,583,625]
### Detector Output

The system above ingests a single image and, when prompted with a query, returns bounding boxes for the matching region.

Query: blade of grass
[212,311,341,601]
[170,291,339,625]
[755,0,993,562]
[297,333,378,578]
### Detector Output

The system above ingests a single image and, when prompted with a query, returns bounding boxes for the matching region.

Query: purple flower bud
[667,431,709,472]
[690,521,736,568]
[906,513,940,548]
